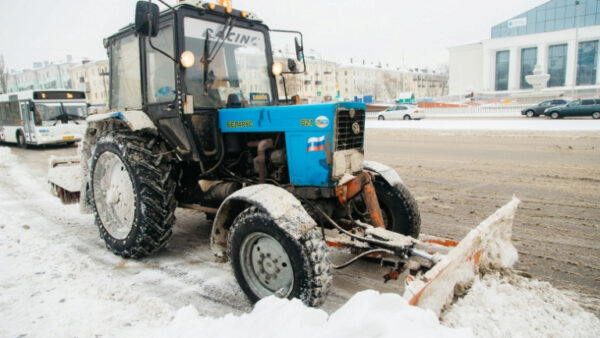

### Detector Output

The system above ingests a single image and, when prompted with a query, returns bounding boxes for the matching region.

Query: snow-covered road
[1,145,599,337]
[366,118,600,131]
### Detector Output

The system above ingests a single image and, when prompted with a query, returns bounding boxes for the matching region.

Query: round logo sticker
[315,116,329,128]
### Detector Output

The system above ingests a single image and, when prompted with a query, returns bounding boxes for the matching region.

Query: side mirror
[135,1,160,37]
[294,37,304,61]
[287,58,297,72]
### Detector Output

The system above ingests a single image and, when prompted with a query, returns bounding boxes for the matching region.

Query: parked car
[377,104,426,120]
[521,99,569,117]
[543,98,600,119]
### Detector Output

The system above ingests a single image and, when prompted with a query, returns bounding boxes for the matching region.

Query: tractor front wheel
[373,178,421,238]
[228,207,332,307]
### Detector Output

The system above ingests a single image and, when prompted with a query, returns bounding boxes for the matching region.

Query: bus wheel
[17,131,28,149]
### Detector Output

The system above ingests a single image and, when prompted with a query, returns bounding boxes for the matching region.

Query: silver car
[377,104,426,120]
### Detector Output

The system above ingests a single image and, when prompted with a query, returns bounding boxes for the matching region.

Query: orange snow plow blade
[403,197,520,315]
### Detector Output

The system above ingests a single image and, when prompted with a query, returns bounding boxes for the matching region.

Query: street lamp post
[572,0,580,97]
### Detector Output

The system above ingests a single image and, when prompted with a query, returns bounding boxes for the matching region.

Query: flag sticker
[307,136,326,152]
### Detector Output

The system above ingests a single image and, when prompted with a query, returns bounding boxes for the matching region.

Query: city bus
[0,90,87,147]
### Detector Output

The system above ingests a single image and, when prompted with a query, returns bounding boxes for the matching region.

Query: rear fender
[78,111,157,213]
[363,160,403,186]
[210,184,317,261]
[86,111,157,131]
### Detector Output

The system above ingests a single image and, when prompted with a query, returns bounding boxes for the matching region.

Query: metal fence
[366,104,530,119]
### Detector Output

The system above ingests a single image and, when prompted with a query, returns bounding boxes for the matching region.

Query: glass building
[491,0,599,91]
[492,0,600,38]
[449,0,599,95]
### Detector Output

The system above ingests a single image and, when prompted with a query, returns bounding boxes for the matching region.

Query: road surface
[4,120,599,316]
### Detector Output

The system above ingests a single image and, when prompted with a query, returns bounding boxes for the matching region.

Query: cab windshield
[183,17,273,108]
[34,102,87,126]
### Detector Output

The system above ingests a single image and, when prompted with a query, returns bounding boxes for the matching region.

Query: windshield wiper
[65,114,82,124]
[49,115,64,126]
[201,17,236,93]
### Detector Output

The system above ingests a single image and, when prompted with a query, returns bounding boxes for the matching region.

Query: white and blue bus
[0,90,87,147]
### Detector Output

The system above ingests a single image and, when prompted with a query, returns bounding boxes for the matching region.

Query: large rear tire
[89,131,178,258]
[592,112,600,119]
[373,178,421,238]
[403,115,412,120]
[228,207,332,307]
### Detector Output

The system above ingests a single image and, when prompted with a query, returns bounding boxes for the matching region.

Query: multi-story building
[276,56,447,103]
[7,61,74,92]
[274,55,338,103]
[70,60,110,113]
[449,0,600,96]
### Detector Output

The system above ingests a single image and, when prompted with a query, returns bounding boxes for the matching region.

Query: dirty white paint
[331,150,363,180]
[363,160,403,186]
[211,184,317,258]
[47,156,81,193]
[86,111,156,131]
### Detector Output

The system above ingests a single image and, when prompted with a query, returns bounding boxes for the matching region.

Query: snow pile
[366,119,600,131]
[443,272,600,338]
[129,290,471,338]
[404,197,520,316]
[0,148,175,337]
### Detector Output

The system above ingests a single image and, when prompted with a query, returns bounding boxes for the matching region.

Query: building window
[548,44,567,87]
[495,50,510,91]
[576,40,598,86]
[520,47,537,89]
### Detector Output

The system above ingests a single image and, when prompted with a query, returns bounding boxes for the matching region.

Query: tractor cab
[107,0,303,165]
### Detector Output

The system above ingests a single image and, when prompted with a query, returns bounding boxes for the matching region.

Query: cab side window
[146,25,176,104]
[110,34,142,110]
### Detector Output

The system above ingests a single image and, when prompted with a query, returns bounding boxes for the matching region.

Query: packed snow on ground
[1,146,599,337]
[366,119,600,131]
[442,271,600,338]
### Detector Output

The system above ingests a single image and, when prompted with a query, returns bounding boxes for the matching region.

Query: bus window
[35,103,63,125]
[6,101,20,124]
[63,103,88,119]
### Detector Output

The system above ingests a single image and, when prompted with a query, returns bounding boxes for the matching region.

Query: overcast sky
[0,0,547,72]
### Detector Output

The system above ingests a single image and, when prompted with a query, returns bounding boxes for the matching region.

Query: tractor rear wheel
[373,178,421,238]
[228,207,332,307]
[89,131,178,258]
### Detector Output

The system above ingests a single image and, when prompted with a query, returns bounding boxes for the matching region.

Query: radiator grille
[335,108,365,150]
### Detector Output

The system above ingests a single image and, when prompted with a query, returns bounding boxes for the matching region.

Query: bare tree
[0,54,8,94]
[383,73,402,101]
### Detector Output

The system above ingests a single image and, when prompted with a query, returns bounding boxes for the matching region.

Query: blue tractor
[53,0,424,307]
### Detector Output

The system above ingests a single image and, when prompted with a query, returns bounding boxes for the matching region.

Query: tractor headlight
[272,62,283,76]
[180,51,195,68]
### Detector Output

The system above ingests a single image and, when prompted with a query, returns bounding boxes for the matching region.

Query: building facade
[70,60,110,113]
[7,62,74,92]
[449,0,600,96]
[275,55,448,103]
